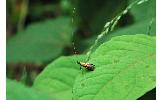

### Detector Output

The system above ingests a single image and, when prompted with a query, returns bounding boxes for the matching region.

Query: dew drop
[73,8,76,13]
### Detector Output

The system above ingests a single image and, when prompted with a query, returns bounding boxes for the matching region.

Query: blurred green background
[6,0,155,99]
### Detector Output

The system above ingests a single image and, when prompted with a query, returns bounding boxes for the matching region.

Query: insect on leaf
[73,34,155,100]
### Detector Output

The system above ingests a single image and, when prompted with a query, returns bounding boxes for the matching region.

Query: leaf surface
[73,34,156,100]
[33,55,86,100]
[7,79,55,100]
[7,17,73,64]
[129,0,155,22]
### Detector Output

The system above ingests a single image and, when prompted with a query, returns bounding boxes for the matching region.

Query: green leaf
[111,19,155,36]
[129,0,155,22]
[7,17,73,64]
[81,18,156,53]
[7,79,55,100]
[73,34,155,100]
[79,0,156,53]
[33,55,86,100]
